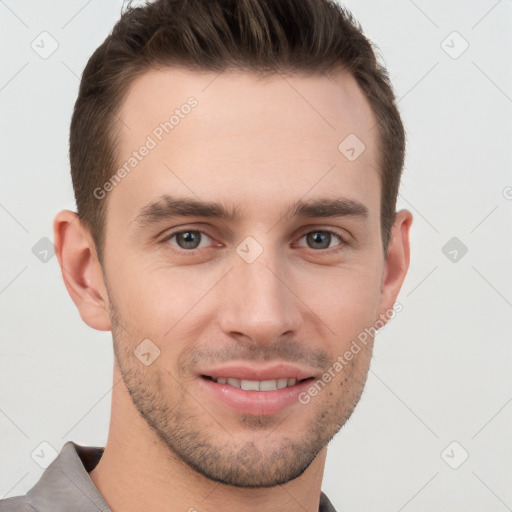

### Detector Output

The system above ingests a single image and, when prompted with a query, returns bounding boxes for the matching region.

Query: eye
[160,227,348,255]
[163,229,214,251]
[296,230,346,251]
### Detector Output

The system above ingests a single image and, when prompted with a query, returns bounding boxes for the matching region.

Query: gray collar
[26,441,111,512]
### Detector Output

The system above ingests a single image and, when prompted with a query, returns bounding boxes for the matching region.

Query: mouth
[198,365,317,416]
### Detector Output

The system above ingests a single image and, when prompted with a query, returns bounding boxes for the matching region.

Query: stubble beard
[109,300,372,488]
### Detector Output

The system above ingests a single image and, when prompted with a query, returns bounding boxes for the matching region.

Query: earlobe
[53,210,112,332]
[377,209,413,322]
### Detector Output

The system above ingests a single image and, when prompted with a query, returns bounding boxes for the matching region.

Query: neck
[89,367,327,512]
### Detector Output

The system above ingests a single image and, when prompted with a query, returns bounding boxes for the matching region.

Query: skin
[54,67,412,512]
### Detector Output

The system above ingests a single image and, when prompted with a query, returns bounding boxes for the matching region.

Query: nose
[216,247,302,347]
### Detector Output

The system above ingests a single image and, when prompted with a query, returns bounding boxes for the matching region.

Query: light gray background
[1,1,511,510]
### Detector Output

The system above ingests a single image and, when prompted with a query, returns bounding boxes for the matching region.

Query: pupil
[179,231,200,249]
[308,232,329,249]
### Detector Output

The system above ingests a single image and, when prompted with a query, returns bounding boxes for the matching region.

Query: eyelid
[298,225,349,239]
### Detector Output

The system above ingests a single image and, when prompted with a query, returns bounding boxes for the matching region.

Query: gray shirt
[0,442,338,511]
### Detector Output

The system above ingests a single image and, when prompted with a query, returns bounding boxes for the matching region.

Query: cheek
[106,239,383,348]
[294,262,382,337]
[107,258,221,341]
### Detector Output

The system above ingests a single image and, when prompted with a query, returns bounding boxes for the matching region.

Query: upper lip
[200,363,315,381]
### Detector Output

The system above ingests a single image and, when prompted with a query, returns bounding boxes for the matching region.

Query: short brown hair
[70,0,405,264]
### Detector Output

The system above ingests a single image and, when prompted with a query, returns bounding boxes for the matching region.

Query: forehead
[109,67,380,226]
[118,67,377,148]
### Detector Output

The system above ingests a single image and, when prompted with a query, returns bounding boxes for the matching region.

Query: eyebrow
[131,194,369,228]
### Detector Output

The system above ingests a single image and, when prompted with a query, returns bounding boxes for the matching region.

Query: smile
[208,377,300,391]
[200,373,315,415]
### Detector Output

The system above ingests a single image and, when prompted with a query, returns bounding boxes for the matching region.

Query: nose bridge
[218,244,301,344]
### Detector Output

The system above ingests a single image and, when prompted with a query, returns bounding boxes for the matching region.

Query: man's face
[101,68,389,487]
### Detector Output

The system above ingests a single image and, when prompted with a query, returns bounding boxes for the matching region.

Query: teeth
[260,379,278,391]
[241,379,260,391]
[213,377,300,391]
[277,378,288,389]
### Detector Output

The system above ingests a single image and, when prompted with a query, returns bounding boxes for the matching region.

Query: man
[1,0,412,510]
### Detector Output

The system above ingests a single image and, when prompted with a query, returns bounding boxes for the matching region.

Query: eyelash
[160,227,349,255]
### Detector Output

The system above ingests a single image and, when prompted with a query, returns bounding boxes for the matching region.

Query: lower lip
[199,376,314,416]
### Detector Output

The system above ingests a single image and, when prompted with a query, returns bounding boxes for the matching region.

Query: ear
[377,209,413,322]
[53,210,112,331]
